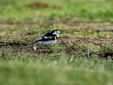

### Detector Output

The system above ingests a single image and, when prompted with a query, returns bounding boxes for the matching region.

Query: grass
[1,0,113,22]
[0,55,113,85]
[0,0,113,85]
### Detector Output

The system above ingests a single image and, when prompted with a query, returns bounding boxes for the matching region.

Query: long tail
[26,40,39,47]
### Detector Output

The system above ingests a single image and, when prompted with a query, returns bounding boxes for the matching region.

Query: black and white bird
[28,30,61,47]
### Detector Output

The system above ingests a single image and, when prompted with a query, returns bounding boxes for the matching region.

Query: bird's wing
[32,35,53,44]
[43,36,53,40]
[40,33,54,41]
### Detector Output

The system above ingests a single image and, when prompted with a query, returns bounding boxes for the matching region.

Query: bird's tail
[26,40,39,47]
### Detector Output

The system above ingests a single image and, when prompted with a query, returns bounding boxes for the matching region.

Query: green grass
[1,0,113,22]
[0,0,113,85]
[0,55,113,85]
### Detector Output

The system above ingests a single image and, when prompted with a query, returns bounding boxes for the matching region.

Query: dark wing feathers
[32,33,56,45]
[26,32,58,47]
[40,33,56,41]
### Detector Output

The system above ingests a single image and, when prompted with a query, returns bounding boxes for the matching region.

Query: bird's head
[51,30,61,37]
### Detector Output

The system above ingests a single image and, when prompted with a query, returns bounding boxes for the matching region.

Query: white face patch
[53,31,60,37]
[57,31,60,34]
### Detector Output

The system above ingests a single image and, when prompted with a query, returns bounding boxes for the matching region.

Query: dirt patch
[1,19,113,32]
[26,2,61,9]
[61,18,113,32]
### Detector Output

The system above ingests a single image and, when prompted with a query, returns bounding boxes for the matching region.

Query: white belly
[38,40,57,45]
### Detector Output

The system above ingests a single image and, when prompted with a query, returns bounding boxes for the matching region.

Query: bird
[27,30,61,48]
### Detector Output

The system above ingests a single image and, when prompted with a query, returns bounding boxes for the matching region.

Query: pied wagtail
[27,30,61,47]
